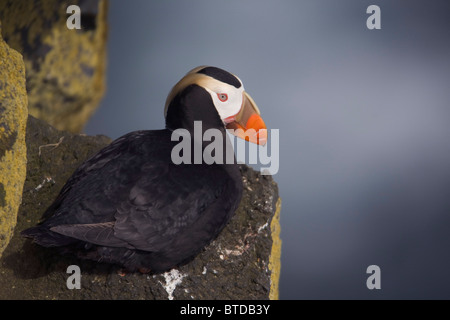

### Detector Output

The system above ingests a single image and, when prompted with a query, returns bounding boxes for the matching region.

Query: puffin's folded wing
[112,164,236,252]
[50,222,133,249]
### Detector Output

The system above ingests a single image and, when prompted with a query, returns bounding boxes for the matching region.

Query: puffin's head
[165,66,267,145]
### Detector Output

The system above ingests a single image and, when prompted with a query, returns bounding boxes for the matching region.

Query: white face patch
[202,82,245,123]
[165,70,245,123]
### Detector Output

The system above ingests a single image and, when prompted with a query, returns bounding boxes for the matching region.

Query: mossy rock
[0,115,281,299]
[0,0,108,133]
[0,18,28,258]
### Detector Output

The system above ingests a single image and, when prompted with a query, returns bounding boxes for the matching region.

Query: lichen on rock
[0,0,108,133]
[0,18,28,258]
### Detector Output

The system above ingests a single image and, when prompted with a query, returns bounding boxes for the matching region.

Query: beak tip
[257,129,268,146]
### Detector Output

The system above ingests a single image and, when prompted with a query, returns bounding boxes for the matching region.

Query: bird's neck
[168,123,237,166]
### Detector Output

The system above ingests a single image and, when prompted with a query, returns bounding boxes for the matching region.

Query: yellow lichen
[0,0,108,133]
[269,197,282,300]
[0,20,28,257]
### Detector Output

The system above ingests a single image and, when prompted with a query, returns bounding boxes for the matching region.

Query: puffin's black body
[22,66,265,273]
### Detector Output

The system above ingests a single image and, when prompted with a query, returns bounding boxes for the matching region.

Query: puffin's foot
[117,267,151,276]
[138,267,152,274]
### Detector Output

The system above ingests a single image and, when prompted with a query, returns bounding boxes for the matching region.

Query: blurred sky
[85,0,450,299]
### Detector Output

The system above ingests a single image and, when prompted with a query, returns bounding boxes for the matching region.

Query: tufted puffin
[22,66,267,273]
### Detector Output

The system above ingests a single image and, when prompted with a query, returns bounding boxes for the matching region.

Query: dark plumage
[22,66,265,273]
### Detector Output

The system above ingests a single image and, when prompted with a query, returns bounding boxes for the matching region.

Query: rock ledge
[0,116,281,300]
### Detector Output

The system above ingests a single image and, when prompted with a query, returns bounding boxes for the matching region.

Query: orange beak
[225,92,267,146]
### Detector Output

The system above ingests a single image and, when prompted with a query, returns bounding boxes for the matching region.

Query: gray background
[85,0,450,299]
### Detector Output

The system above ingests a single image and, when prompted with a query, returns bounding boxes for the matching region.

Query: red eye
[217,93,228,102]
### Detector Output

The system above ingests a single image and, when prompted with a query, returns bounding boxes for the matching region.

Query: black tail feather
[21,226,77,247]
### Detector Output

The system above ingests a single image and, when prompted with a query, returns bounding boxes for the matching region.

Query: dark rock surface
[0,116,281,299]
